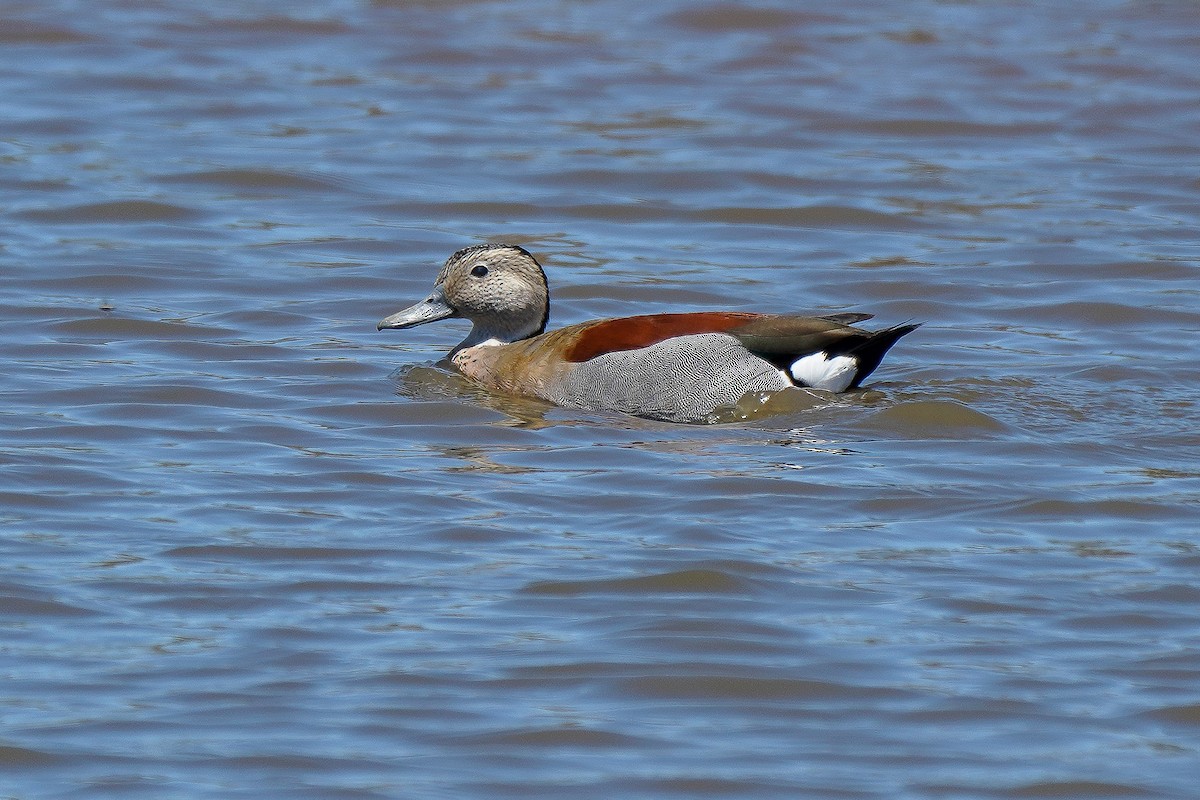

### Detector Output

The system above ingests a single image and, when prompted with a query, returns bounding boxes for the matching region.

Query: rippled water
[3,1,1200,798]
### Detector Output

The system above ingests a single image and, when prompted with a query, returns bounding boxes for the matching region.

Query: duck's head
[377,243,550,351]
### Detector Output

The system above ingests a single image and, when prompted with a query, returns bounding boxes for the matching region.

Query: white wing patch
[789,352,858,392]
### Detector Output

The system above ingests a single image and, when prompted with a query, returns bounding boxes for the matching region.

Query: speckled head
[378,243,550,351]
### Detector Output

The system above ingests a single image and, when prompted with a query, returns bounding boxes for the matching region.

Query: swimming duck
[378,244,918,423]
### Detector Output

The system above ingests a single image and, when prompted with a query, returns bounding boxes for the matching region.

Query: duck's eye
[470,264,489,278]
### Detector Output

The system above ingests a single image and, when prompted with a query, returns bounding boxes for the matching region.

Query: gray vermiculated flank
[549,333,790,422]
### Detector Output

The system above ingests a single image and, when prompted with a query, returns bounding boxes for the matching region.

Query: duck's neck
[452,313,547,355]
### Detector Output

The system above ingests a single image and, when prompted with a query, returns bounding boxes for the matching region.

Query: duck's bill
[377,289,457,331]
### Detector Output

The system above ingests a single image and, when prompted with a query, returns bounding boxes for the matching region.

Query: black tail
[848,323,920,388]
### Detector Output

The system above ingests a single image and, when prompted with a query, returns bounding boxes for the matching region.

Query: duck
[378,244,919,423]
